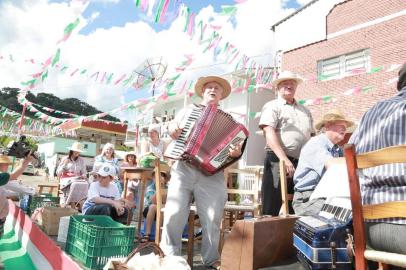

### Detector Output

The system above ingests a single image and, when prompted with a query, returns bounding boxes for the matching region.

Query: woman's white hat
[67,142,84,153]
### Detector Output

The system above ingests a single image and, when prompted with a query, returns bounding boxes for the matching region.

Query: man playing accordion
[160,76,245,270]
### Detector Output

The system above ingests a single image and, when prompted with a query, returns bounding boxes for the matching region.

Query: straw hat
[194,76,231,100]
[125,151,137,160]
[0,155,12,165]
[67,142,84,152]
[272,71,303,88]
[315,110,355,131]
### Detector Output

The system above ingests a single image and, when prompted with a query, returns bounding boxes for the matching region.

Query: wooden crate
[39,207,78,236]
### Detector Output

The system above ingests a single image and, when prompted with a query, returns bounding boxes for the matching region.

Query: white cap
[97,164,116,177]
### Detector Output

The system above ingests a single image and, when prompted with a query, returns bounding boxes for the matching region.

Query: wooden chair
[344,144,406,270]
[279,160,294,216]
[219,167,262,251]
[38,184,59,196]
[152,159,197,269]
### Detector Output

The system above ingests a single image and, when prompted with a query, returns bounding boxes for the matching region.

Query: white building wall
[273,0,345,53]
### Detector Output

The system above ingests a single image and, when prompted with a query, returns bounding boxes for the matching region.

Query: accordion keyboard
[319,203,352,223]
[164,106,203,159]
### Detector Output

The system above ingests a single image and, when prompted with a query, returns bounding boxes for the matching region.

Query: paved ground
[18,172,304,270]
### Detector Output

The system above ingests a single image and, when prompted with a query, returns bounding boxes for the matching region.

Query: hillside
[0,87,120,122]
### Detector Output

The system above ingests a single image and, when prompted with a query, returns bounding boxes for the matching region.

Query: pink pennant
[32,72,42,78]
[100,72,107,83]
[114,74,126,85]
[70,68,79,76]
[234,0,248,3]
[42,56,52,68]
[209,25,222,31]
[232,87,244,93]
[187,13,196,37]
[57,34,70,44]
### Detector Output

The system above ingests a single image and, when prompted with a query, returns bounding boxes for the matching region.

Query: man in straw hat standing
[292,110,354,215]
[259,71,314,216]
[0,153,35,237]
[160,76,244,270]
[347,63,406,255]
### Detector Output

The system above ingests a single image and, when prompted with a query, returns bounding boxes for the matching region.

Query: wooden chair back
[344,144,406,270]
[279,160,294,217]
[225,167,262,215]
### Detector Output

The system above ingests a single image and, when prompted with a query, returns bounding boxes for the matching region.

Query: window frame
[317,49,371,81]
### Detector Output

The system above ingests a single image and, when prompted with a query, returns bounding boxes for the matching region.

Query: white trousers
[160,161,227,266]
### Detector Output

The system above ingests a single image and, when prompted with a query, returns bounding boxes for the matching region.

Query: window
[83,144,88,149]
[317,49,370,81]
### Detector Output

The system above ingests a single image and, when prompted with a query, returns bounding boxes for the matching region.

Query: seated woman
[56,141,88,206]
[147,124,166,161]
[92,143,121,192]
[142,167,170,242]
[120,151,138,203]
[82,164,132,224]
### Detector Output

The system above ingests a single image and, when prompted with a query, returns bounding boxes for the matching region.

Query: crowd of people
[0,63,404,269]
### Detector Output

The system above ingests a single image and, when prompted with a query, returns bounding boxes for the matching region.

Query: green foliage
[115,145,131,152]
[0,87,120,122]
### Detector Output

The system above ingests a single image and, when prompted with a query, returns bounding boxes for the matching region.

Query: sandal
[208,261,221,270]
[140,234,150,243]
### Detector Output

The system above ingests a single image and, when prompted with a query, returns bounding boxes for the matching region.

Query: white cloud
[296,0,314,5]
[88,11,100,22]
[0,0,293,118]
[91,0,120,4]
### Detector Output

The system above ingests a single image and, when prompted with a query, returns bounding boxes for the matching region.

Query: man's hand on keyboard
[168,121,182,140]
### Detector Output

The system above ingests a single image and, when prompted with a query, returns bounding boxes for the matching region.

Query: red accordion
[165,104,249,175]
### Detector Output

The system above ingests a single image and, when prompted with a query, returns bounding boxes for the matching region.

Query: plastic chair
[344,144,406,270]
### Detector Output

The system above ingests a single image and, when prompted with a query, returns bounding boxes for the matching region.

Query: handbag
[111,242,165,270]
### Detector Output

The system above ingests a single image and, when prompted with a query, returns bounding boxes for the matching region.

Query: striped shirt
[349,87,406,224]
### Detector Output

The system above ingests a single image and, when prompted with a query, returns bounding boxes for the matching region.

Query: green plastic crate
[65,215,136,270]
[20,194,60,216]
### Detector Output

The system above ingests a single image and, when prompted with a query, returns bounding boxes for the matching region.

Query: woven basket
[112,242,165,270]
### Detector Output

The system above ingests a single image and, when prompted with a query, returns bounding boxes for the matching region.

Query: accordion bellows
[165,104,249,175]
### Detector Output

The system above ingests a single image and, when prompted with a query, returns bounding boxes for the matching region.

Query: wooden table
[121,166,153,236]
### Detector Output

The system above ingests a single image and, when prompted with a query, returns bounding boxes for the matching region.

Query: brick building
[272,0,406,122]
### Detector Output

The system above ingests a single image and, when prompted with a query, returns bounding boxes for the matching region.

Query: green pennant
[80,69,87,74]
[64,18,80,35]
[106,73,114,84]
[52,49,60,67]
[322,96,332,102]
[41,70,48,81]
[220,5,237,16]
[249,112,256,119]
[298,100,306,105]
[21,78,37,86]
[362,86,373,92]
[368,66,383,74]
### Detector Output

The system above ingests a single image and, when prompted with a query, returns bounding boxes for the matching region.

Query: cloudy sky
[0,0,311,120]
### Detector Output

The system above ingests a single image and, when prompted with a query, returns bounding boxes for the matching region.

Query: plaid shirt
[349,87,406,224]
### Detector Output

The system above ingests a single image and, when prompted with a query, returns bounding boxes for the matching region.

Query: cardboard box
[40,207,78,236]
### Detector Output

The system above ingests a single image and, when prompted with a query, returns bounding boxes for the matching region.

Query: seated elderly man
[348,63,406,259]
[292,110,354,216]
